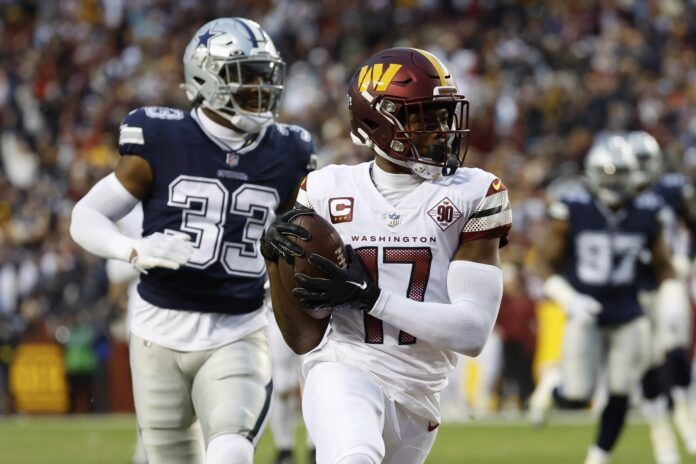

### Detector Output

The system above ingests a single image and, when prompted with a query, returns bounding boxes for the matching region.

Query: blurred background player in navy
[630,130,696,463]
[529,135,689,464]
[70,17,315,464]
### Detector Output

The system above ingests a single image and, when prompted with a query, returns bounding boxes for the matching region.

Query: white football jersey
[298,161,511,421]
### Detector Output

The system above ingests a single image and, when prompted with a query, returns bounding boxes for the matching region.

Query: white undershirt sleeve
[368,260,503,356]
[70,173,140,261]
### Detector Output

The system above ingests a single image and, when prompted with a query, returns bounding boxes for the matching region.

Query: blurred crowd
[0,0,694,413]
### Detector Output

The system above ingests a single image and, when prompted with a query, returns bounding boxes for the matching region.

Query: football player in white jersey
[261,48,511,464]
[70,18,315,464]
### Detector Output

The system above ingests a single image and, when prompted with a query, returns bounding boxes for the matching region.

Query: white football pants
[267,312,304,450]
[129,329,272,464]
[561,316,650,400]
[268,311,302,394]
[303,362,438,464]
[639,289,692,362]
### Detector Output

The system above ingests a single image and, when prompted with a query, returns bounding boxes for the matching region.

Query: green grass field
[0,413,689,463]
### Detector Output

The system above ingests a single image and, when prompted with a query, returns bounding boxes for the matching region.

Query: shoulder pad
[559,187,592,205]
[272,123,315,171]
[142,106,186,120]
[460,171,512,247]
[274,123,312,143]
[308,163,349,182]
[659,173,687,188]
[634,191,664,210]
[119,107,186,156]
[548,201,570,221]
[436,166,489,187]
[119,108,149,155]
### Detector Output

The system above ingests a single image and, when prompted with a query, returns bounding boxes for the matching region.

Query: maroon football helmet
[348,48,469,179]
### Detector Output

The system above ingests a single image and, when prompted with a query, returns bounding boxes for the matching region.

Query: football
[277,213,347,320]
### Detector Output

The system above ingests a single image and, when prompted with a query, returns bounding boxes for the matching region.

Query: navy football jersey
[654,173,691,224]
[118,106,313,314]
[550,186,669,326]
[636,173,691,290]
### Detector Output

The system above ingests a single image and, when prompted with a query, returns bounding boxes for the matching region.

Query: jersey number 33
[165,175,278,277]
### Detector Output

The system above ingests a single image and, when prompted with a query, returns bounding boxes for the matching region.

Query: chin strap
[442,152,459,176]
[230,113,273,133]
[201,100,273,134]
[425,145,459,177]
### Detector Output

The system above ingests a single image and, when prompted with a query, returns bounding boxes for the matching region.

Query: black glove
[260,206,314,263]
[292,245,381,312]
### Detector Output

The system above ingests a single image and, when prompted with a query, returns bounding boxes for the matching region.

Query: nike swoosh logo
[347,281,367,290]
[492,179,502,191]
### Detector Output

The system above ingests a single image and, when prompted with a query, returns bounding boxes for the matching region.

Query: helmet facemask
[379,94,470,179]
[634,151,661,189]
[627,131,662,190]
[199,54,285,133]
[589,164,637,208]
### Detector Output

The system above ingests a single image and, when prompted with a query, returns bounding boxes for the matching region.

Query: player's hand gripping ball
[268,208,348,320]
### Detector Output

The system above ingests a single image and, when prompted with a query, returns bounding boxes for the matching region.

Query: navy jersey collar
[190,108,269,154]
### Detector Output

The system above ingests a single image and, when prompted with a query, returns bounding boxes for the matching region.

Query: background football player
[70,18,314,464]
[262,47,511,464]
[529,135,689,464]
[629,130,696,463]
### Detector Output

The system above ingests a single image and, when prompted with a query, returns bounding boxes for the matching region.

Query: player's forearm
[369,260,503,356]
[657,278,689,318]
[106,258,140,284]
[71,203,136,260]
[652,232,677,284]
[542,274,580,308]
[70,173,139,261]
[537,218,569,280]
[267,260,328,354]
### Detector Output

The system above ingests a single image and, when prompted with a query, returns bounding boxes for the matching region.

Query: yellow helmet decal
[413,48,447,86]
[358,63,403,92]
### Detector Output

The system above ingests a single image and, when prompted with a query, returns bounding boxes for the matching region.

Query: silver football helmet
[627,131,662,189]
[181,18,285,133]
[585,135,639,208]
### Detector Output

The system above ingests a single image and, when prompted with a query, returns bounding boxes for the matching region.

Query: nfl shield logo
[226,153,239,168]
[385,212,401,228]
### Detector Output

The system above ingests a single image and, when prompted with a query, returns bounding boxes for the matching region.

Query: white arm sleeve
[657,278,690,327]
[70,173,140,261]
[542,274,579,308]
[369,260,503,356]
[106,259,139,284]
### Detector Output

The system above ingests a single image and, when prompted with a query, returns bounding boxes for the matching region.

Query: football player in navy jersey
[70,18,315,464]
[629,131,696,462]
[529,136,690,464]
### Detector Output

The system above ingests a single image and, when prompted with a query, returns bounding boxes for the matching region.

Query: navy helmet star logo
[197,28,220,48]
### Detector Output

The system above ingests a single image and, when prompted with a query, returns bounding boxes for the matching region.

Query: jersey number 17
[354,246,433,345]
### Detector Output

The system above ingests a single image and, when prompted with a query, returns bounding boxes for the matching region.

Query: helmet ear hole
[362,119,379,130]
